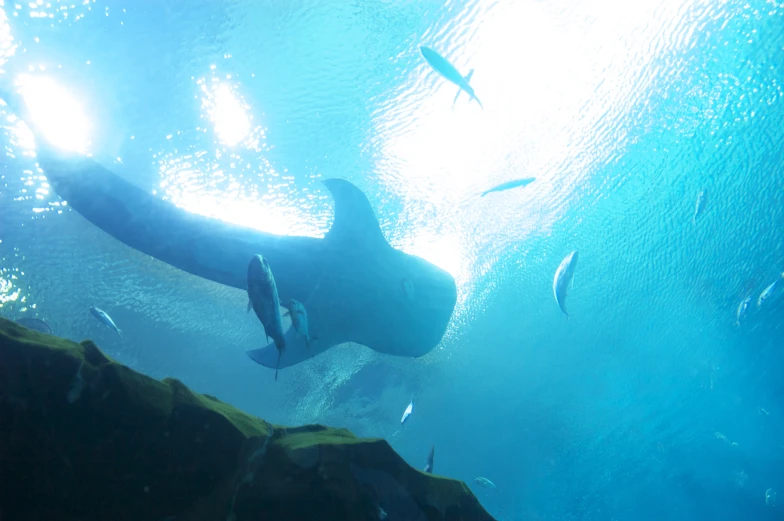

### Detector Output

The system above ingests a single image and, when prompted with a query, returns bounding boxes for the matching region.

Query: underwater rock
[0,318,495,521]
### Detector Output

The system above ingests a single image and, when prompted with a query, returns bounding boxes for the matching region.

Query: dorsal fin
[322,179,388,249]
[464,69,474,83]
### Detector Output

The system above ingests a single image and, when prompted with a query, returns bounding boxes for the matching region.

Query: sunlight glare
[15,74,90,154]
[203,82,251,147]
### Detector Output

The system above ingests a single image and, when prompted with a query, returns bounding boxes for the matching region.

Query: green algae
[0,317,494,521]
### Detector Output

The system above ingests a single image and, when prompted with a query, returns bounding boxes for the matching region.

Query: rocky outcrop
[0,318,495,521]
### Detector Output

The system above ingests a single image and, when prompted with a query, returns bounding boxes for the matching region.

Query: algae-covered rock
[0,318,495,521]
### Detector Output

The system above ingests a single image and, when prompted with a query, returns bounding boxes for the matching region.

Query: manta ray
[1,91,457,372]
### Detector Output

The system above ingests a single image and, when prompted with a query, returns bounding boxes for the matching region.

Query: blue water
[1,1,784,519]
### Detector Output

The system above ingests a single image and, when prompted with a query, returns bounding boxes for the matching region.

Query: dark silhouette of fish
[0,88,457,374]
[420,46,483,109]
[480,177,535,197]
[15,317,52,334]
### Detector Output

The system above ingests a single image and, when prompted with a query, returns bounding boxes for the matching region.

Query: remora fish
[15,317,53,335]
[247,254,286,380]
[735,296,751,326]
[474,477,496,489]
[401,398,414,425]
[693,190,706,224]
[281,298,314,350]
[89,306,122,337]
[420,46,483,109]
[0,86,456,373]
[553,251,579,316]
[424,445,435,473]
[480,177,535,197]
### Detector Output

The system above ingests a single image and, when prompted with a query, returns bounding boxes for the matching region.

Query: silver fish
[474,476,496,489]
[401,398,414,425]
[735,296,751,326]
[693,190,706,224]
[553,251,579,316]
[766,488,777,506]
[89,306,122,337]
[757,279,779,308]
[247,254,286,380]
[282,298,315,350]
[424,445,434,473]
[480,177,535,197]
[420,46,483,109]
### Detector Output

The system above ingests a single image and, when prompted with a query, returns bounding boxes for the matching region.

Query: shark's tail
[472,94,484,110]
[116,329,123,339]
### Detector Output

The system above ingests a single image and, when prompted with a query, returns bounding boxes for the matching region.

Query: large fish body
[420,46,483,109]
[424,445,435,473]
[89,306,122,337]
[0,86,457,372]
[735,296,751,326]
[553,251,579,316]
[282,299,313,349]
[247,254,286,379]
[480,177,536,197]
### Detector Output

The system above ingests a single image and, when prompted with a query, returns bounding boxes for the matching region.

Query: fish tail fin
[451,88,461,109]
[479,190,489,197]
[472,94,484,110]
[117,329,123,339]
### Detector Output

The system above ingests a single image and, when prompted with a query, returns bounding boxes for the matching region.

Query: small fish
[693,190,706,224]
[420,46,483,109]
[401,398,414,425]
[424,445,435,473]
[766,488,777,506]
[553,251,579,316]
[401,277,415,302]
[757,279,779,308]
[67,360,85,404]
[15,317,52,334]
[281,298,315,350]
[480,177,536,197]
[377,506,388,520]
[89,306,122,337]
[247,254,286,380]
[475,477,496,489]
[735,296,751,326]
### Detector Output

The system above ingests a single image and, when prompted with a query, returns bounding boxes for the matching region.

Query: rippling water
[1,1,784,519]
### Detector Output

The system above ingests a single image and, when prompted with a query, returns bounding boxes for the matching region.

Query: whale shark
[0,88,457,372]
